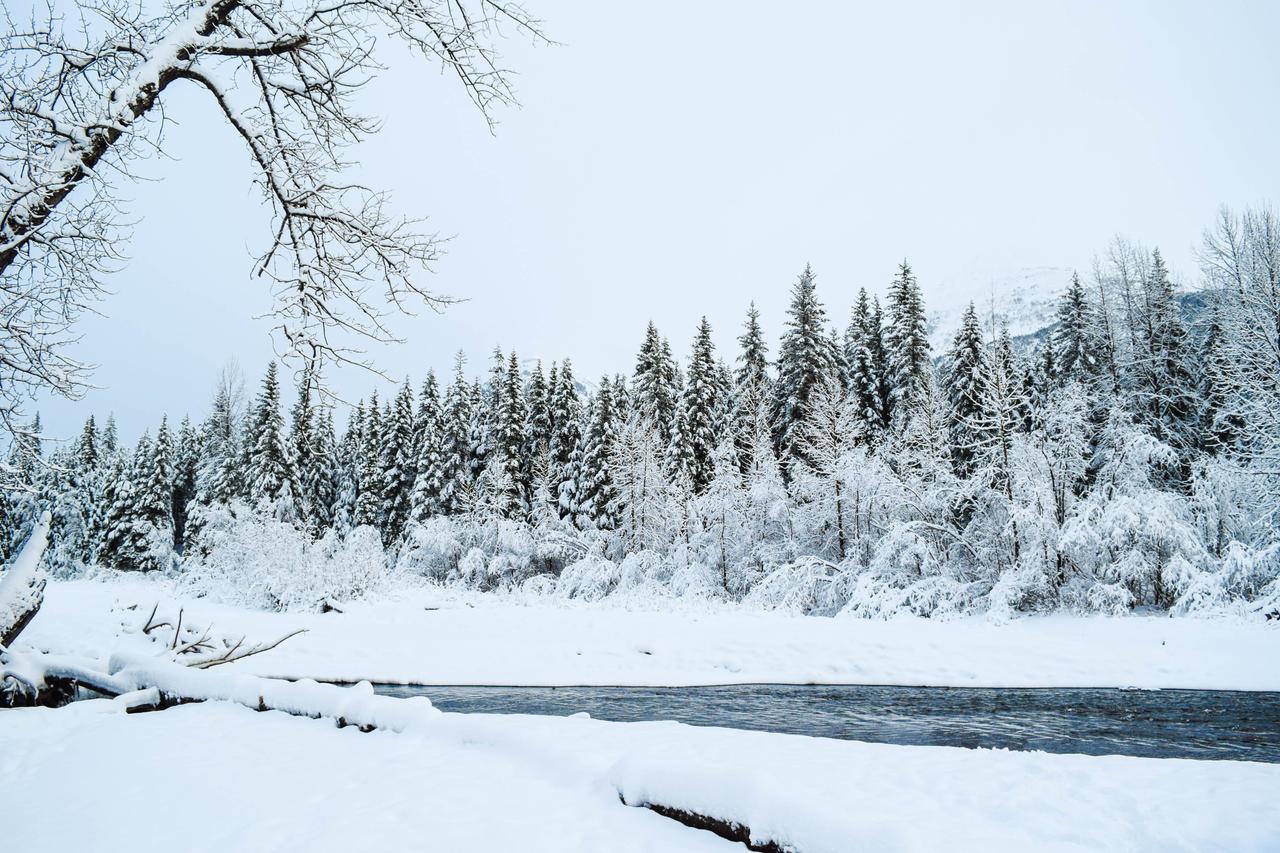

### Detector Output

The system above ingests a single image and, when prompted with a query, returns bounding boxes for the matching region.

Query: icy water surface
[376,683,1280,762]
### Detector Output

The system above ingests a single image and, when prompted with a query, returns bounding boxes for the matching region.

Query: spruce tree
[550,360,583,518]
[679,316,720,492]
[288,368,318,530]
[243,362,297,517]
[524,361,552,459]
[773,263,837,463]
[847,288,886,440]
[940,303,988,477]
[1052,272,1097,382]
[575,379,619,528]
[408,376,446,523]
[633,322,680,443]
[492,351,530,516]
[439,353,475,515]
[171,415,199,552]
[76,415,99,470]
[380,379,417,543]
[354,391,384,529]
[884,260,931,429]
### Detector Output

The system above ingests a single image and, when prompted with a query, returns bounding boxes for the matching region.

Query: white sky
[34,0,1280,442]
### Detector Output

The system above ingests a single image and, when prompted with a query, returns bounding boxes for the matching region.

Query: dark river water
[375,683,1280,762]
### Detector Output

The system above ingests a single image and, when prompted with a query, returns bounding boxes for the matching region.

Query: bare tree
[0,0,543,444]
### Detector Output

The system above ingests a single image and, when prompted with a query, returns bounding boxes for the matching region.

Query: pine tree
[1134,249,1198,472]
[847,288,887,440]
[101,414,118,456]
[940,303,988,477]
[288,368,318,530]
[633,322,680,443]
[491,351,530,516]
[195,383,242,508]
[76,415,98,470]
[408,376,446,523]
[308,408,338,532]
[354,391,383,529]
[732,303,772,473]
[524,361,552,459]
[380,379,417,543]
[884,260,931,429]
[575,379,619,528]
[550,360,583,518]
[773,263,836,463]
[439,353,475,515]
[243,362,297,517]
[171,415,199,552]
[1052,272,1097,382]
[679,316,720,492]
[331,402,363,532]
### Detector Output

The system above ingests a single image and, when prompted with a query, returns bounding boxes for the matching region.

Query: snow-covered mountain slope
[922,265,1072,351]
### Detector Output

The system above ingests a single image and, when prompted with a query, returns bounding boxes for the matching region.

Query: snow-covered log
[0,510,50,647]
[107,653,438,732]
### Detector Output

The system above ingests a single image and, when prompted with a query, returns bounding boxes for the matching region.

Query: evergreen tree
[331,402,363,532]
[492,351,530,516]
[1052,272,1097,382]
[243,362,297,517]
[171,415,199,552]
[439,353,475,515]
[1134,249,1198,471]
[354,391,383,528]
[288,367,318,530]
[940,303,988,477]
[575,379,619,528]
[679,316,720,492]
[550,360,583,518]
[633,322,679,443]
[380,379,417,543]
[408,376,446,523]
[884,260,931,429]
[847,288,887,440]
[101,415,118,456]
[195,383,242,509]
[733,303,772,473]
[76,415,99,470]
[773,263,836,463]
[736,302,770,392]
[524,361,552,459]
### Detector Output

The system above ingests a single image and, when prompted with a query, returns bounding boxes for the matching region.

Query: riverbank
[3,696,1277,852]
[23,578,1280,690]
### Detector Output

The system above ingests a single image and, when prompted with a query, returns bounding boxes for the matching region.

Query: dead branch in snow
[0,510,50,648]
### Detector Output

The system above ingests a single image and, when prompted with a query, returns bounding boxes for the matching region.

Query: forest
[5,206,1279,621]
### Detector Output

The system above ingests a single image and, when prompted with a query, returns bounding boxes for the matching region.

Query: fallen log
[0,511,51,648]
[638,802,791,853]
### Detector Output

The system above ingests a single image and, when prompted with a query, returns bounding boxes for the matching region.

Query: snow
[0,510,50,637]
[23,577,1280,690]
[2,697,1277,852]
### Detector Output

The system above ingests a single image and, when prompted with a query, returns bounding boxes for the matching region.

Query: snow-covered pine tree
[773,264,836,464]
[439,353,475,516]
[353,391,385,530]
[524,360,552,460]
[243,362,298,519]
[940,303,988,477]
[632,322,679,444]
[1052,272,1097,383]
[491,351,529,517]
[793,373,859,561]
[847,288,887,441]
[575,379,619,529]
[309,408,339,533]
[732,302,772,473]
[331,401,363,533]
[288,367,318,530]
[380,379,417,544]
[195,384,242,509]
[101,415,118,457]
[550,360,583,519]
[171,415,199,552]
[76,415,98,471]
[680,317,720,492]
[1133,249,1198,479]
[884,260,931,430]
[407,371,445,523]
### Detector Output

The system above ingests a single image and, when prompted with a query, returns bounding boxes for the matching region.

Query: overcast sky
[33,0,1280,442]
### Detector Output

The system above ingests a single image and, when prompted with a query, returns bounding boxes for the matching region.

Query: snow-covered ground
[22,577,1280,690]
[3,696,1277,852]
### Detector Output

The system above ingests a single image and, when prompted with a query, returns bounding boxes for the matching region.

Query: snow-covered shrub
[556,553,621,601]
[180,507,387,611]
[743,556,849,616]
[395,518,466,580]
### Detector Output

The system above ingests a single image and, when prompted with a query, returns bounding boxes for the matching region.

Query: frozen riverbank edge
[23,578,1280,690]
